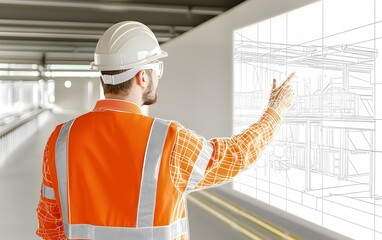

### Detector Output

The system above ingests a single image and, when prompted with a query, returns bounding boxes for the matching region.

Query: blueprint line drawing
[232,1,382,239]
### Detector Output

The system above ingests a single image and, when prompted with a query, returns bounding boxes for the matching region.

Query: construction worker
[36,21,294,240]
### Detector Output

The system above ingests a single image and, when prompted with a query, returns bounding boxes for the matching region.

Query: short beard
[142,76,157,106]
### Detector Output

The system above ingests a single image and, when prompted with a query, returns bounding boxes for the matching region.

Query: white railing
[0,109,49,167]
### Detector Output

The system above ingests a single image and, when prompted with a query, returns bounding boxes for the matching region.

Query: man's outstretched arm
[170,73,295,194]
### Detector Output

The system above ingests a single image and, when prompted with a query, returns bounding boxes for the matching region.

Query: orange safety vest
[40,100,213,239]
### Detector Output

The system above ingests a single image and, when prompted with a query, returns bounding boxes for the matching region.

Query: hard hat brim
[91,50,168,71]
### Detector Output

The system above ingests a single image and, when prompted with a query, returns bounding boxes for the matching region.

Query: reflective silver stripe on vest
[186,140,213,193]
[137,118,170,227]
[55,119,75,236]
[65,217,188,240]
[42,183,55,200]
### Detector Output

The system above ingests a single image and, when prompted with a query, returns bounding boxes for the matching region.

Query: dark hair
[100,69,153,96]
[100,70,134,95]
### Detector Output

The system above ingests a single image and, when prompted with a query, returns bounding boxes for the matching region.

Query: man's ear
[135,70,146,87]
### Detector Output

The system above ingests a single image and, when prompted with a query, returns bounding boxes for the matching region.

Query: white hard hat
[91,21,168,72]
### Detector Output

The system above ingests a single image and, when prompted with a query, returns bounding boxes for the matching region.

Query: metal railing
[0,108,49,166]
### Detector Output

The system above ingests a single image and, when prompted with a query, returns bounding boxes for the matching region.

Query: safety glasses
[101,61,164,85]
[144,61,163,79]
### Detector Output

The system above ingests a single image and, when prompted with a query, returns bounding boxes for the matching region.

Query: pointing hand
[267,72,295,116]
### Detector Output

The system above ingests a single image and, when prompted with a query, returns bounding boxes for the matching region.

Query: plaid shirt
[36,100,280,240]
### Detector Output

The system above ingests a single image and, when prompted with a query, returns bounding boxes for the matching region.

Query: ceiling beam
[0,19,193,32]
[0,31,100,40]
[0,44,95,53]
[0,0,224,15]
[0,19,111,28]
[0,26,104,35]
[0,40,96,47]
[0,26,178,37]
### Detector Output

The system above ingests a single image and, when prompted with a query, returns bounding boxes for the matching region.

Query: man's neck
[104,93,143,107]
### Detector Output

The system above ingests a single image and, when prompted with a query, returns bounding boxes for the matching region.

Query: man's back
[39,100,190,239]
[65,105,154,227]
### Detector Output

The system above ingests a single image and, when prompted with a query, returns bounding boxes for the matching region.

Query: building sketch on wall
[232,1,382,239]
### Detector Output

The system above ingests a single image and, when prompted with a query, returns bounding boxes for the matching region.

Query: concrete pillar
[340,129,348,180]
[372,34,381,197]
[305,120,311,191]
[343,64,349,91]
[373,83,381,197]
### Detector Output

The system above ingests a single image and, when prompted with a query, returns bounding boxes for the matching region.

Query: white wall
[54,78,100,113]
[150,0,319,139]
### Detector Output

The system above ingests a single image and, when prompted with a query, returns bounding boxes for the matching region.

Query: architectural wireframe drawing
[232,0,382,239]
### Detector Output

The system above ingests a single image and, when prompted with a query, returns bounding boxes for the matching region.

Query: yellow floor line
[197,191,300,240]
[188,195,266,240]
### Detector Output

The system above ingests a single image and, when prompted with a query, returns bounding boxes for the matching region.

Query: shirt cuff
[265,107,281,125]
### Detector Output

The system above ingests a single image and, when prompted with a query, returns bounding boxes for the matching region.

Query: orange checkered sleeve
[170,108,281,194]
[36,133,66,240]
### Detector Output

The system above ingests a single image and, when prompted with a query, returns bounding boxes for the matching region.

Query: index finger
[281,72,295,87]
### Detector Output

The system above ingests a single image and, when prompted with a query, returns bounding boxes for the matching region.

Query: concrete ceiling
[0,0,245,65]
